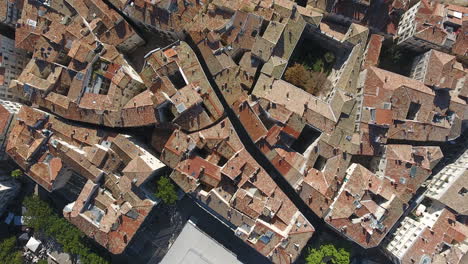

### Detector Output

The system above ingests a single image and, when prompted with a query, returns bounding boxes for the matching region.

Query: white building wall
[396,2,420,45]
[409,50,431,82]
[385,202,446,263]
[426,149,468,200]
[0,99,22,114]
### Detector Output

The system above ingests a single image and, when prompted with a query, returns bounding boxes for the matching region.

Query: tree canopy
[23,195,108,264]
[155,176,178,205]
[10,169,22,179]
[0,237,23,264]
[284,63,332,96]
[306,244,350,264]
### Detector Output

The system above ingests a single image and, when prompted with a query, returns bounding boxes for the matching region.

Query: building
[385,204,468,264]
[164,118,315,264]
[385,146,468,264]
[395,0,467,53]
[323,143,443,249]
[114,0,193,45]
[324,163,404,248]
[426,149,468,217]
[330,0,404,36]
[160,220,242,264]
[0,99,21,160]
[11,0,223,130]
[444,4,468,30]
[3,0,468,259]
[409,49,466,92]
[0,34,29,100]
[357,66,467,142]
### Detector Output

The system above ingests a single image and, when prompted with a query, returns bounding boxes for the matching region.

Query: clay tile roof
[28,154,62,192]
[415,25,447,45]
[375,108,393,125]
[234,101,268,143]
[176,155,221,181]
[16,106,48,127]
[366,66,435,96]
[163,48,177,58]
[319,22,347,41]
[386,144,414,162]
[253,76,336,122]
[364,34,384,68]
[79,93,113,111]
[424,49,465,90]
[221,150,249,180]
[265,125,282,146]
[250,169,276,197]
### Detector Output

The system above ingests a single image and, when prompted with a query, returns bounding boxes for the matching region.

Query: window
[370,108,376,121]
[406,102,421,120]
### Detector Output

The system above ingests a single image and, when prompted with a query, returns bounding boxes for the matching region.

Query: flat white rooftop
[160,220,242,264]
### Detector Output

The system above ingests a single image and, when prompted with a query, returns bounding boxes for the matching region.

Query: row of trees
[23,195,108,264]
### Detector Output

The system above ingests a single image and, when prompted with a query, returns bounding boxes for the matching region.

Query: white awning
[26,237,41,252]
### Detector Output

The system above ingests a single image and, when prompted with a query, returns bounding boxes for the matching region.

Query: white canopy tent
[26,237,41,252]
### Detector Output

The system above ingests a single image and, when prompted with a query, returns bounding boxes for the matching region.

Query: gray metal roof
[160,220,243,264]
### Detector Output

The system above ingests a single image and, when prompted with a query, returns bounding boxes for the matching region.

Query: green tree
[312,58,324,72]
[305,244,350,264]
[11,169,22,179]
[37,259,48,264]
[0,237,23,264]
[155,176,178,205]
[305,248,323,264]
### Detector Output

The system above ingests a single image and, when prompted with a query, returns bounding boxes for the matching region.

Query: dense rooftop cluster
[173,0,466,253]
[1,0,467,263]
[6,106,165,254]
[159,119,315,262]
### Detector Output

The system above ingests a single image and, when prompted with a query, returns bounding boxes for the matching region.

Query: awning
[26,237,41,252]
